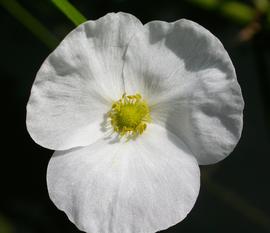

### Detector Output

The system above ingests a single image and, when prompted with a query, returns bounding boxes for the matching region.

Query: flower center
[109,93,151,137]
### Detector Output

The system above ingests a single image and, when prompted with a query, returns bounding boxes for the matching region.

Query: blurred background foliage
[0,0,270,232]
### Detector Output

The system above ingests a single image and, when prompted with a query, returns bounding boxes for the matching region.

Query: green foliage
[188,0,219,10]
[51,0,87,26]
[0,214,13,233]
[254,0,269,13]
[221,2,255,24]
[188,0,258,24]
[0,0,58,49]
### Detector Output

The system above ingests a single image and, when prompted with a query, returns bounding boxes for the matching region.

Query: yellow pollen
[109,93,151,138]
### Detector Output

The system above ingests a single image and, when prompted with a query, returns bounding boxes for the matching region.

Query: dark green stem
[0,0,59,49]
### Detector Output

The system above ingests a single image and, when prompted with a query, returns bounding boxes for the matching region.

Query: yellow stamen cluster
[109,93,151,138]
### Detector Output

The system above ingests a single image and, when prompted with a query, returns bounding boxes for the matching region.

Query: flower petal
[123,19,244,164]
[26,12,143,150]
[47,124,200,233]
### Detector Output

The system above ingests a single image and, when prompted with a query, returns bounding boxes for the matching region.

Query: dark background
[1,0,270,232]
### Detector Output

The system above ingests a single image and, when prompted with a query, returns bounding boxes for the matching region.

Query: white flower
[26,12,244,233]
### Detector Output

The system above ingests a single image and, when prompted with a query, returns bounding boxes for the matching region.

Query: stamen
[108,93,151,138]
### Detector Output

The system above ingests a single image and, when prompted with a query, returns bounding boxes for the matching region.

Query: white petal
[47,124,200,233]
[123,19,244,164]
[26,12,143,150]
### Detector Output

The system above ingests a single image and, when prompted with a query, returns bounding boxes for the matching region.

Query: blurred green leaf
[188,0,256,25]
[0,214,13,233]
[254,0,269,13]
[267,10,270,28]
[51,0,87,26]
[188,0,219,10]
[221,2,255,24]
[0,0,59,49]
